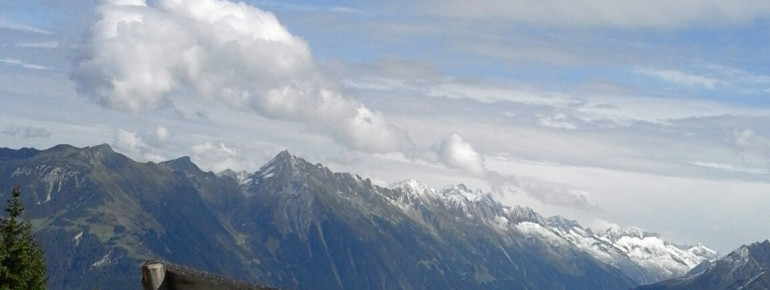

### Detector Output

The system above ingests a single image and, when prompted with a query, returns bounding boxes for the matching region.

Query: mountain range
[0,144,764,289]
[638,240,770,290]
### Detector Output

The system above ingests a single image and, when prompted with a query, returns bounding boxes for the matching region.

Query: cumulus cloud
[434,133,510,194]
[73,0,413,154]
[190,140,249,173]
[436,133,491,177]
[74,0,312,111]
[112,128,165,162]
[114,128,144,153]
[519,179,598,212]
[2,125,52,139]
[337,106,415,154]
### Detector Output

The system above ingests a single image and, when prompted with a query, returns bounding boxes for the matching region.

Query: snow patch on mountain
[387,178,718,285]
[516,221,569,247]
[441,184,482,202]
[600,227,718,279]
[217,169,250,185]
[73,231,83,247]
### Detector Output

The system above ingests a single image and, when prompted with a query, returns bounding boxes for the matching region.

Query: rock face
[0,145,712,289]
[638,240,770,290]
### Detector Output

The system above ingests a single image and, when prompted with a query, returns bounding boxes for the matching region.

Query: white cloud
[433,133,598,211]
[640,69,729,89]
[436,133,490,177]
[12,41,59,49]
[431,134,506,187]
[691,161,768,175]
[537,114,578,130]
[114,128,145,154]
[112,128,165,162]
[2,125,52,139]
[518,179,598,212]
[704,64,770,88]
[732,129,768,154]
[0,18,52,34]
[249,2,362,15]
[425,82,568,105]
[425,0,770,28]
[155,126,169,142]
[72,0,413,154]
[731,129,770,166]
[0,58,52,70]
[337,106,414,154]
[190,140,247,173]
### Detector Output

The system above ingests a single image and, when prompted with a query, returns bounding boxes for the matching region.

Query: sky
[2,0,770,254]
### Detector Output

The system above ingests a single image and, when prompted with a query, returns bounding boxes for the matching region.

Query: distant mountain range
[0,144,764,289]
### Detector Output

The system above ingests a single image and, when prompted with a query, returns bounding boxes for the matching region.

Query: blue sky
[2,0,770,253]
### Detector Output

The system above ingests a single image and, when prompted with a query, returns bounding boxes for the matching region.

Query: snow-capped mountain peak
[594,227,718,282]
[507,205,547,224]
[687,243,719,261]
[545,215,585,233]
[440,183,483,202]
[390,179,437,198]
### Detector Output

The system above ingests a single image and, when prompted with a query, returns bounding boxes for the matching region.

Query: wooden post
[142,262,166,290]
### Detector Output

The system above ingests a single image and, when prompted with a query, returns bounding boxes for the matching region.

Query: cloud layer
[73,0,413,154]
[425,0,770,28]
[519,179,598,212]
[2,125,51,139]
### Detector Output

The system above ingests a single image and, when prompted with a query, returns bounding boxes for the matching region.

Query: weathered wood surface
[141,260,276,290]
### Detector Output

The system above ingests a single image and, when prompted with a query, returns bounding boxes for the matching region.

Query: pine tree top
[0,185,47,289]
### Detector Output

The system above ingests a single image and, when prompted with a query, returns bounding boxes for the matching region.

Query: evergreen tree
[0,186,46,290]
